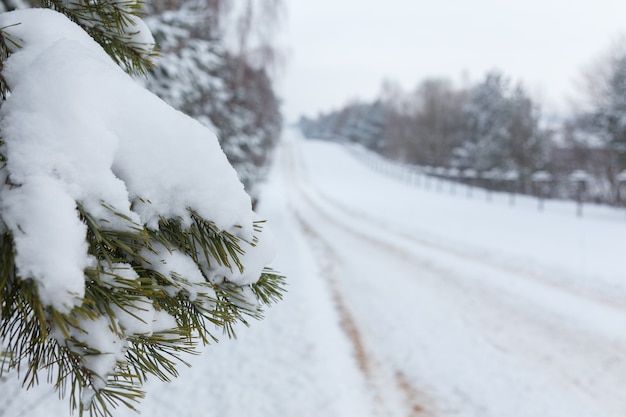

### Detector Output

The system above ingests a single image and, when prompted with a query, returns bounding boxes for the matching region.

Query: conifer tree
[0,2,284,416]
[142,0,282,202]
[590,55,626,170]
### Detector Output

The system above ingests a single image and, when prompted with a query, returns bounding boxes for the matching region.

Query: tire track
[294,210,435,417]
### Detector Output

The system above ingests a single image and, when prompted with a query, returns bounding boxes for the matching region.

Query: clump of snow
[125,14,156,48]
[140,242,217,304]
[208,220,278,286]
[111,297,158,336]
[66,315,126,390]
[0,7,276,388]
[0,176,90,311]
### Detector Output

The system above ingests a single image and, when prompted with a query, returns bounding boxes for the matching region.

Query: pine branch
[1,202,285,417]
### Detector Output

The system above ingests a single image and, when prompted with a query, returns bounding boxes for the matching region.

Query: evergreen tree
[457,72,512,172]
[573,51,626,201]
[299,101,386,152]
[0,2,284,417]
[593,55,626,168]
[206,52,282,199]
[506,84,551,191]
[142,0,282,202]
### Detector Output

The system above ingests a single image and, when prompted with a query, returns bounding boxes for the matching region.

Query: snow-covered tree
[591,55,626,166]
[451,72,552,187]
[570,47,626,202]
[205,53,282,198]
[142,0,282,202]
[0,3,284,417]
[299,110,341,140]
[299,100,386,152]
[455,72,513,172]
[506,84,552,191]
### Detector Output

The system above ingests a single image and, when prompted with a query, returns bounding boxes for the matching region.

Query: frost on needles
[0,8,284,417]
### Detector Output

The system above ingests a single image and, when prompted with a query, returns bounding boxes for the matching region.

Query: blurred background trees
[300,71,555,197]
[300,59,626,206]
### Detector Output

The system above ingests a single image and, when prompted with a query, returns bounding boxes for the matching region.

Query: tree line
[299,63,626,205]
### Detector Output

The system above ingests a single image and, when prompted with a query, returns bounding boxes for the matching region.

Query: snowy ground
[5,127,626,417]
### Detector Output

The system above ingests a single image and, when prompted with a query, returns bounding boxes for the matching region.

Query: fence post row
[346,143,626,218]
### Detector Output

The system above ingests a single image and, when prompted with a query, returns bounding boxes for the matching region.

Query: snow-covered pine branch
[0,7,283,417]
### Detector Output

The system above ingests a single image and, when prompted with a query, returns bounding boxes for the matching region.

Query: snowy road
[276,130,626,417]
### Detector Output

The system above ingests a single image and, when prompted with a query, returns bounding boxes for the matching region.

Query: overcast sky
[278,1,626,122]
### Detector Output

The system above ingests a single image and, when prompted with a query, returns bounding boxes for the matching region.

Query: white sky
[278,1,626,122]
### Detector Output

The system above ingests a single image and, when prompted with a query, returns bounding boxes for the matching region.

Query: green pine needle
[0,201,285,417]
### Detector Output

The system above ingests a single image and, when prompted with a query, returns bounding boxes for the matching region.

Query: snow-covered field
[6,127,626,417]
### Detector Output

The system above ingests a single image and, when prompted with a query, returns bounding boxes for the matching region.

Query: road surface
[278,131,626,417]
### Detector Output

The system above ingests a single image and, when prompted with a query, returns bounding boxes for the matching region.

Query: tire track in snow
[283,141,435,416]
[294,209,435,417]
